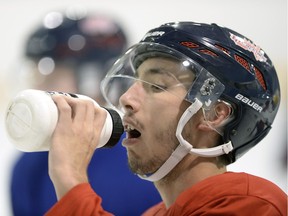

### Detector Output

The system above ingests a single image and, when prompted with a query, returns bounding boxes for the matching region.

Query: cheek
[143,97,184,151]
[149,110,180,150]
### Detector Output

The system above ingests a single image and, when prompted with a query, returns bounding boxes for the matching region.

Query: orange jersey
[46,172,287,216]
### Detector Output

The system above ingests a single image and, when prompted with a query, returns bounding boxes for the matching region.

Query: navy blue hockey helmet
[23,10,128,98]
[101,22,280,164]
[25,10,127,74]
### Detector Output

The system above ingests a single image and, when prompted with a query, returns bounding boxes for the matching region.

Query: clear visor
[101,43,225,115]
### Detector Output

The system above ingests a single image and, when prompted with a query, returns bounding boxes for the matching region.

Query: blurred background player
[10,9,161,216]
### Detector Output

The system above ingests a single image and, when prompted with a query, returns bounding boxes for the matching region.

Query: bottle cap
[101,108,124,148]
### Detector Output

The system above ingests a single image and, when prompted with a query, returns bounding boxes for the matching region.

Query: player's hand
[48,94,107,199]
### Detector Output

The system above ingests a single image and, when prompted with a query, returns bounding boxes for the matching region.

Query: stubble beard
[127,122,179,176]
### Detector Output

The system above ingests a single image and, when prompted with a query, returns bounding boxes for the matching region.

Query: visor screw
[205,86,211,92]
[208,79,215,85]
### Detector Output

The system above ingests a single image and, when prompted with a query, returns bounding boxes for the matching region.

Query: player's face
[119,57,194,176]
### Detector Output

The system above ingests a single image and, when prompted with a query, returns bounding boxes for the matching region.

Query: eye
[141,82,166,93]
[150,84,167,93]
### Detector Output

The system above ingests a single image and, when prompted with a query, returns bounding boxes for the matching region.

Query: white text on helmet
[235,93,263,113]
[142,31,165,40]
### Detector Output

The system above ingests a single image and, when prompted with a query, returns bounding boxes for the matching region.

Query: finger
[68,98,88,123]
[52,95,73,124]
[58,96,89,123]
[80,100,96,143]
[83,99,96,123]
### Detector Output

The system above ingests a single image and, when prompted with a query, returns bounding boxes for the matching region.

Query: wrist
[49,166,89,200]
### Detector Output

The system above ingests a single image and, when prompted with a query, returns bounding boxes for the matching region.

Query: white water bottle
[5,89,123,152]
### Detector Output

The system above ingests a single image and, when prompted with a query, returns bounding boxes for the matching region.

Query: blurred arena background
[0,0,286,215]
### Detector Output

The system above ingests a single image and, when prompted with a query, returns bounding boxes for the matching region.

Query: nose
[119,81,143,113]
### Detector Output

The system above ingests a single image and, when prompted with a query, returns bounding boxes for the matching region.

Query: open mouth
[125,125,141,138]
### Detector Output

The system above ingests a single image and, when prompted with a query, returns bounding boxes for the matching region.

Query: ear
[198,102,232,131]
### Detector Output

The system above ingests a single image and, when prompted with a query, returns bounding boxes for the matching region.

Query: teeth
[126,125,134,132]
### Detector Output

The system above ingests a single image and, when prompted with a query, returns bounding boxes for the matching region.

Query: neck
[154,155,227,208]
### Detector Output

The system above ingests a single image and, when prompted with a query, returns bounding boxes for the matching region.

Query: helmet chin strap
[138,98,233,182]
[138,99,201,182]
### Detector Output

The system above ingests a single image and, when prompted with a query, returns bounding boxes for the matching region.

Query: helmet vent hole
[215,44,230,55]
[254,67,267,90]
[180,41,199,48]
[234,54,250,71]
[199,49,218,57]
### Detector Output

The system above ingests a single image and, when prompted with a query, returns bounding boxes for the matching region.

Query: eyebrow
[139,67,176,79]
